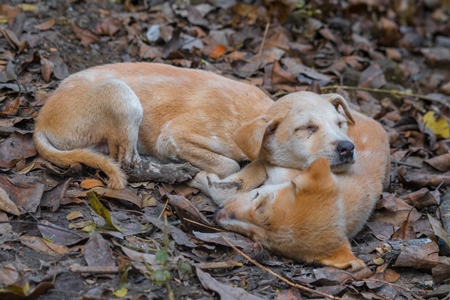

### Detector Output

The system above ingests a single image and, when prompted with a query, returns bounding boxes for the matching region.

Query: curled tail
[33,131,127,189]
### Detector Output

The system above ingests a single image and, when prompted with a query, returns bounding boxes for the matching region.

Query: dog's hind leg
[92,79,143,169]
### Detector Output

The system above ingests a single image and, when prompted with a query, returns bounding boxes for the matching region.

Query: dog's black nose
[336,140,355,161]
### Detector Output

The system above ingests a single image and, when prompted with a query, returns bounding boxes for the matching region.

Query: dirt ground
[1,0,450,299]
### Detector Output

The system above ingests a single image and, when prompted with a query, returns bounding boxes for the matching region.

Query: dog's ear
[235,116,280,160]
[291,157,331,193]
[321,93,355,125]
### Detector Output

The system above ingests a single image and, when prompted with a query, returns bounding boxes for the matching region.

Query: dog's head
[235,92,356,173]
[214,157,346,262]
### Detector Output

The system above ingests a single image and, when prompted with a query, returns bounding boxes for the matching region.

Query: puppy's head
[235,92,356,173]
[214,157,345,262]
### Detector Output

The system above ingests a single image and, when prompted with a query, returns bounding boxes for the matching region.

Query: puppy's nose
[336,140,355,161]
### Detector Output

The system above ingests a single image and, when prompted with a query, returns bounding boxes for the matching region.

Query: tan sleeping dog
[190,92,390,270]
[214,157,366,271]
[33,63,273,189]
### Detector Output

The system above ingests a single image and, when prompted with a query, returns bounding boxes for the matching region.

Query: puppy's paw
[347,258,366,272]
[187,171,211,190]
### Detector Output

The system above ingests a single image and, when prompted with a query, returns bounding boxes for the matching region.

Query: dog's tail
[33,130,127,189]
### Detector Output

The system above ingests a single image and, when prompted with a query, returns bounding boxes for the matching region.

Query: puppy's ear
[291,157,331,193]
[321,93,355,125]
[235,116,280,160]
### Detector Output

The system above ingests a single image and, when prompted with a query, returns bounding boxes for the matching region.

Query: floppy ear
[321,93,355,125]
[291,157,331,193]
[234,116,280,160]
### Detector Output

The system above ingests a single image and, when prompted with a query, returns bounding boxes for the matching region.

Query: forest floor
[1,0,450,299]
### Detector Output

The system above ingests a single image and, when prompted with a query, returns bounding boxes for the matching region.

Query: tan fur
[191,92,390,271]
[33,63,273,188]
[214,157,365,271]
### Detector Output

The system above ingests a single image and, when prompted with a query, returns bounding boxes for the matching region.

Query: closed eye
[295,125,318,133]
[252,192,259,201]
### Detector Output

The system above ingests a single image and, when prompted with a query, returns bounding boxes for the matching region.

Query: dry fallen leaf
[196,267,264,300]
[34,18,55,31]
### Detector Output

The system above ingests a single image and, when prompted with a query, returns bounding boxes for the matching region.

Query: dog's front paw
[187,171,209,190]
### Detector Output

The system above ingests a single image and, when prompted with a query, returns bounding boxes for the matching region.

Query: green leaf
[155,249,169,264]
[87,191,122,231]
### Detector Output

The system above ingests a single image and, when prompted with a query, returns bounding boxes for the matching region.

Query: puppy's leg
[94,79,143,170]
[318,242,366,272]
[188,160,268,204]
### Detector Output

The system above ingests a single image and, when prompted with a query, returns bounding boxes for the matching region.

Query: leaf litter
[0,0,450,299]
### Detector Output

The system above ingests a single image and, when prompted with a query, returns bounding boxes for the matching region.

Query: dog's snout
[336,140,355,161]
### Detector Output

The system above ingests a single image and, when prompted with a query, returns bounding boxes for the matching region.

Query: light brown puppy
[191,92,390,270]
[190,92,362,204]
[214,157,365,271]
[33,63,273,189]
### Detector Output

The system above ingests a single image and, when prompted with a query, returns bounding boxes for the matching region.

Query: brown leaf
[38,220,85,246]
[95,17,121,36]
[358,63,386,88]
[71,19,100,47]
[384,269,401,283]
[0,176,43,214]
[77,187,142,208]
[40,178,72,212]
[432,263,450,284]
[421,47,450,66]
[394,241,439,269]
[167,194,214,233]
[428,214,450,250]
[424,153,450,172]
[0,94,20,116]
[39,54,53,82]
[80,178,104,189]
[0,187,21,216]
[209,44,226,59]
[372,197,422,227]
[0,28,27,52]
[271,60,297,84]
[49,55,70,80]
[196,267,264,300]
[34,18,55,31]
[377,17,401,46]
[401,188,440,209]
[366,222,396,241]
[230,3,259,24]
[20,236,70,255]
[0,132,36,168]
[391,219,416,241]
[376,193,398,211]
[276,288,302,300]
[85,232,115,267]
[398,166,450,188]
[139,43,162,59]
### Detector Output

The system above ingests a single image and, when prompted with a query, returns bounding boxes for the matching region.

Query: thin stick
[221,236,342,300]
[257,21,270,65]
[183,218,224,232]
[321,85,449,106]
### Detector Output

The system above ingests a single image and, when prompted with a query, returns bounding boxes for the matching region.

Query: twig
[392,160,422,169]
[183,218,224,232]
[221,236,342,300]
[365,279,424,300]
[70,265,119,274]
[257,21,270,65]
[321,85,449,106]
